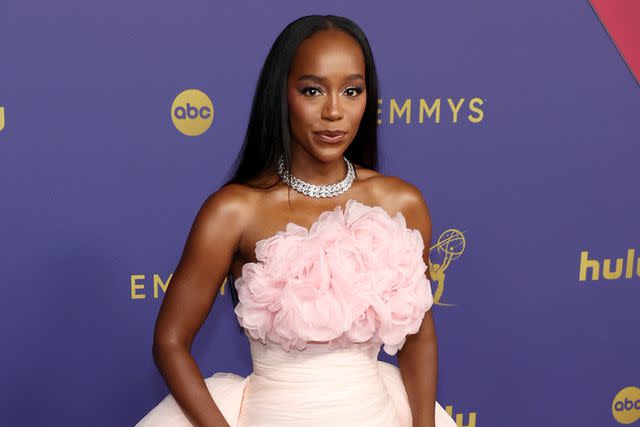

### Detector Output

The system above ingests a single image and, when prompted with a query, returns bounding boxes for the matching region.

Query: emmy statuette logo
[429,228,467,307]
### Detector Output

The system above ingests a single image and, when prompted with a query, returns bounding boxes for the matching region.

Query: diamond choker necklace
[276,155,355,198]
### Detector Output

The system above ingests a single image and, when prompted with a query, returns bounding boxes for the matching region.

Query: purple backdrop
[1,1,638,426]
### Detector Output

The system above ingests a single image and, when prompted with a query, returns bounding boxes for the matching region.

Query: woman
[136,15,457,427]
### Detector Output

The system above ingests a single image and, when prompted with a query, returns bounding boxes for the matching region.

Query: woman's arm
[398,312,438,427]
[395,183,438,427]
[151,185,249,427]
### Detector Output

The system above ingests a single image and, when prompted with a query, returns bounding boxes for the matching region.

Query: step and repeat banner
[1,1,638,426]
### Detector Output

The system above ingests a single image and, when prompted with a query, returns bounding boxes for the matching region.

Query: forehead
[289,29,365,78]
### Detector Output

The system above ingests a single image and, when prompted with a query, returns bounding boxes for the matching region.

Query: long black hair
[222,14,381,319]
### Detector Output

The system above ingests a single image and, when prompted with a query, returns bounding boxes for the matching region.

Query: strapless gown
[136,199,457,427]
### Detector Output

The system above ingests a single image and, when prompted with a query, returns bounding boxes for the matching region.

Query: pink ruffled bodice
[233,199,433,356]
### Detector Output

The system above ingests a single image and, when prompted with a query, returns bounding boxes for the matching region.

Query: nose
[321,93,344,121]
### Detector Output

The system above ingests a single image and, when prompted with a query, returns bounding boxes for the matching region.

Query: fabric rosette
[234,199,434,355]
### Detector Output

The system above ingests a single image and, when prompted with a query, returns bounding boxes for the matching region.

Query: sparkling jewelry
[277,155,355,198]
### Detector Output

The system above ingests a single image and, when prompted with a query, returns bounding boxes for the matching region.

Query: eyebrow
[296,73,365,83]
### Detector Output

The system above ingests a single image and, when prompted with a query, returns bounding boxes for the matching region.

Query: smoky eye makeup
[299,86,323,96]
[345,86,364,96]
[298,85,365,97]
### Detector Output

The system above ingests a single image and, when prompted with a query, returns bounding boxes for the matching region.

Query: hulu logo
[445,405,477,427]
[579,249,640,282]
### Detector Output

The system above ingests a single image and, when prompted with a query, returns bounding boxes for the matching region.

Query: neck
[287,152,347,185]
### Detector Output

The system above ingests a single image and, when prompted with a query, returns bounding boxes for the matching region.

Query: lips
[314,130,347,137]
[313,130,347,144]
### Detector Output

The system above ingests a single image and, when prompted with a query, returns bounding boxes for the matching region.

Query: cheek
[350,95,367,123]
[288,91,313,125]
[359,96,367,116]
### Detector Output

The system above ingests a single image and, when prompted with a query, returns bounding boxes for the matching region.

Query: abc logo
[612,386,640,424]
[171,89,214,136]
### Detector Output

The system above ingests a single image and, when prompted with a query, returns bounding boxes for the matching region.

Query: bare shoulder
[194,183,258,243]
[358,173,430,248]
[366,173,429,216]
[200,183,248,218]
[352,164,429,217]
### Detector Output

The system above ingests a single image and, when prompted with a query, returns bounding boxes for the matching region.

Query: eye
[300,86,323,96]
[344,86,364,97]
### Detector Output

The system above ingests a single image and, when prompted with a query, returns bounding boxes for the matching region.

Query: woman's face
[287,29,367,161]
